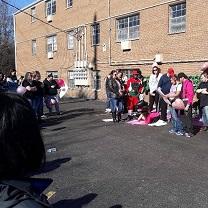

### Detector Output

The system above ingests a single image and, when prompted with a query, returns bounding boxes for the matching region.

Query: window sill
[168,31,186,35]
[116,38,139,43]
[65,6,73,10]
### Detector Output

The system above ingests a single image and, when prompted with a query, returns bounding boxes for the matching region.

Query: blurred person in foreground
[0,93,51,207]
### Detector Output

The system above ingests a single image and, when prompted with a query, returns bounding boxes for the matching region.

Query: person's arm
[184,81,194,111]
[137,113,145,121]
[148,75,155,94]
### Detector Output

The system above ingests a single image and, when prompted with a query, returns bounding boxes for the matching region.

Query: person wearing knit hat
[151,67,175,126]
[125,69,144,120]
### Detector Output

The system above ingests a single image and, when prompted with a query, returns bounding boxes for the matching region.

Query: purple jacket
[181,79,194,105]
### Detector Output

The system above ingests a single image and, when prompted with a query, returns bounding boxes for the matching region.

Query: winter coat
[0,179,51,208]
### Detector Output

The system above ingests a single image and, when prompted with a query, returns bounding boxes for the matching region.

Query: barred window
[169,2,186,34]
[117,14,140,41]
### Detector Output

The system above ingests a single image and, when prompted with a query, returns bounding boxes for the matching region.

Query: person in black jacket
[32,71,45,122]
[43,73,61,115]
[0,93,51,208]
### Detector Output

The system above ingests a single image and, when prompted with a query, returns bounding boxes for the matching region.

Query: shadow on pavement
[42,108,95,127]
[53,193,97,208]
[35,157,71,175]
[109,205,122,208]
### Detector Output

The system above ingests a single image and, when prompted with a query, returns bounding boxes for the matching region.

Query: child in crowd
[137,106,160,125]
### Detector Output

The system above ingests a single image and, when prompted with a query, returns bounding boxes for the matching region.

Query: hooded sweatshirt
[181,79,194,105]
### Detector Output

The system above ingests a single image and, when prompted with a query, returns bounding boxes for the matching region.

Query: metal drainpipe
[108,0,112,66]
[13,14,17,71]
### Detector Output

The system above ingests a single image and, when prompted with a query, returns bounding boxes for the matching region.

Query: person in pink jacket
[178,72,194,138]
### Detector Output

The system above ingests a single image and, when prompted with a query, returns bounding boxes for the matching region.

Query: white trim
[14,0,44,15]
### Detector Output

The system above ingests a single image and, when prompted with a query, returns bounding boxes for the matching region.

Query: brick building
[14,0,208,99]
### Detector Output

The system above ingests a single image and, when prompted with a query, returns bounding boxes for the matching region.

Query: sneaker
[185,133,192,138]
[175,131,184,136]
[41,115,47,119]
[105,108,111,113]
[200,127,208,131]
[169,129,176,134]
[154,119,167,127]
[57,112,62,115]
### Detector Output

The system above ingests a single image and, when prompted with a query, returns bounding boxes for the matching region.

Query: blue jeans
[202,106,208,126]
[32,96,44,118]
[106,92,111,109]
[170,107,183,132]
[110,97,123,113]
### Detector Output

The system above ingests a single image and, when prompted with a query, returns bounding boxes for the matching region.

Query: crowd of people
[0,69,62,122]
[105,63,208,138]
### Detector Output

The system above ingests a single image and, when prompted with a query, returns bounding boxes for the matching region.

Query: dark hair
[141,106,149,117]
[24,72,32,80]
[178,72,188,79]
[0,93,45,179]
[152,67,161,78]
[110,70,116,75]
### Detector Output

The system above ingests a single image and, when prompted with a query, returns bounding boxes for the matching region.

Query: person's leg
[155,92,160,112]
[117,98,124,122]
[184,105,193,136]
[127,96,134,119]
[110,98,117,122]
[160,99,167,121]
[54,96,60,114]
[202,106,208,127]
[106,92,111,109]
[170,107,177,132]
[148,94,155,112]
[45,96,52,113]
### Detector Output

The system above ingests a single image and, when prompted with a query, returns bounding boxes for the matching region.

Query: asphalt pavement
[35,98,208,208]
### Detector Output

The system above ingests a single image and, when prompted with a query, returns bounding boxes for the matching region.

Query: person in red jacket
[126,69,144,120]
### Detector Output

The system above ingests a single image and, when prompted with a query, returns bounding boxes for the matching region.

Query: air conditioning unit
[47,51,54,59]
[155,53,163,64]
[121,40,131,51]
[47,15,53,22]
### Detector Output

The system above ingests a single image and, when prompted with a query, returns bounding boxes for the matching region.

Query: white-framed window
[117,14,140,41]
[91,23,100,45]
[32,39,36,55]
[46,71,58,79]
[68,70,75,88]
[46,0,56,16]
[31,7,36,22]
[67,31,74,49]
[169,2,186,34]
[47,35,57,52]
[66,0,73,8]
